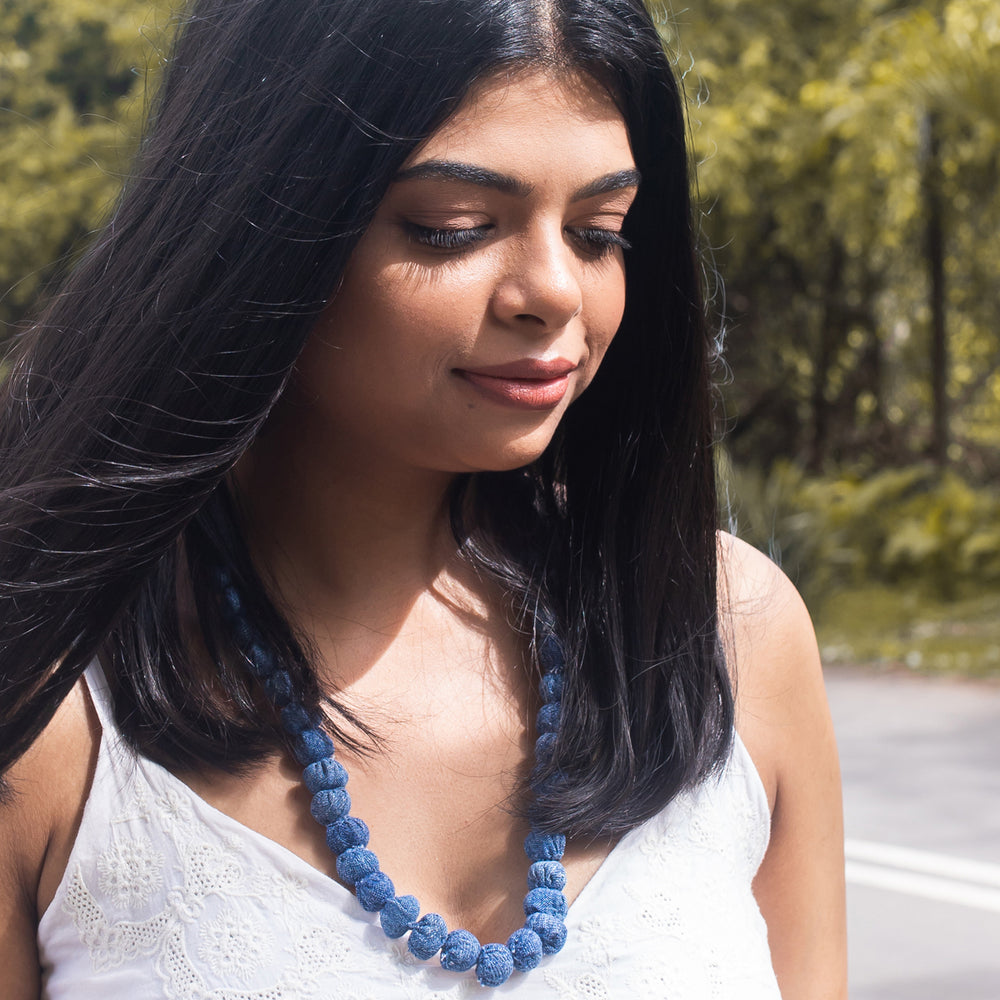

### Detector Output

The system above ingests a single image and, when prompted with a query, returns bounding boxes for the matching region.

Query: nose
[490,228,583,332]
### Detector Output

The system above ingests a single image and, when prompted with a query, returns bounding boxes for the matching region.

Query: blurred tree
[653,0,1000,475]
[1,0,997,481]
[0,0,173,337]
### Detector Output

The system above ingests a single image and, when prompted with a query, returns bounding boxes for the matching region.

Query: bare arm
[0,801,44,1000]
[721,534,847,1000]
[1,681,98,1000]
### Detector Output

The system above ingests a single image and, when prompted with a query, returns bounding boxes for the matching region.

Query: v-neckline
[138,741,657,928]
[78,662,764,936]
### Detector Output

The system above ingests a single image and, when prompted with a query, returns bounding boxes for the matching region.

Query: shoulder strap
[82,660,116,733]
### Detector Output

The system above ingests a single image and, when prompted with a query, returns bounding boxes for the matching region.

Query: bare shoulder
[717,532,847,1000]
[718,531,818,681]
[1,676,100,999]
[717,532,827,802]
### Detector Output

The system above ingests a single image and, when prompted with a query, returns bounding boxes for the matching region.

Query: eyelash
[405,223,632,257]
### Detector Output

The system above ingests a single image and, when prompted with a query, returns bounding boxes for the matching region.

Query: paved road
[824,665,1000,999]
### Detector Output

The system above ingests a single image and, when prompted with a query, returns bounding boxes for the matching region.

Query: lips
[460,358,578,380]
[455,357,578,410]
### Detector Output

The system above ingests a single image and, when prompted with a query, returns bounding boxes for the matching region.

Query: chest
[40,699,781,1000]
[181,684,614,944]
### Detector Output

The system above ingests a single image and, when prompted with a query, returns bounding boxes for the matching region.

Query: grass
[812,584,1000,678]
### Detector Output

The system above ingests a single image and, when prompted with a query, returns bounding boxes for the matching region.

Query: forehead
[406,67,634,176]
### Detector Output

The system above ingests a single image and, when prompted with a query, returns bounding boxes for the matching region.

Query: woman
[0,0,846,996]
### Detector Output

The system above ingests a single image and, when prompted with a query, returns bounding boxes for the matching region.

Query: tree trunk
[807,239,846,472]
[922,110,948,466]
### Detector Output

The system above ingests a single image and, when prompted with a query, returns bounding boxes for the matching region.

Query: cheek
[580,264,627,382]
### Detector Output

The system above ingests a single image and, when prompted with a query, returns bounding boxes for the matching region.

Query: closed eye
[568,227,632,258]
[405,222,493,251]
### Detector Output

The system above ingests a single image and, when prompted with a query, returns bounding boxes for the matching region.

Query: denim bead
[536,703,559,734]
[539,672,563,703]
[233,616,254,647]
[507,927,543,971]
[336,847,379,886]
[538,635,565,673]
[357,871,395,912]
[524,831,566,861]
[310,788,351,824]
[408,913,448,960]
[221,583,241,615]
[264,670,294,706]
[247,640,275,677]
[526,912,567,955]
[527,860,567,891]
[440,929,480,972]
[534,732,556,765]
[380,894,420,938]
[476,943,514,987]
[293,727,335,765]
[326,816,369,854]
[524,887,568,919]
[303,758,349,794]
[281,702,313,735]
[531,769,570,800]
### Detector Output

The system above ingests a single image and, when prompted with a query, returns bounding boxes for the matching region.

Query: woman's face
[294,67,637,475]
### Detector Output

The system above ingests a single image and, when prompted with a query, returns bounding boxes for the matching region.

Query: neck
[242,437,457,604]
[234,418,467,654]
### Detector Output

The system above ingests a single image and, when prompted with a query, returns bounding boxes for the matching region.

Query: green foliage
[1,0,998,478]
[815,584,1000,675]
[654,0,1000,473]
[724,458,1000,608]
[0,0,175,333]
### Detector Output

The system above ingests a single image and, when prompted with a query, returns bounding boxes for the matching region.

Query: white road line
[845,838,1000,889]
[845,839,1000,913]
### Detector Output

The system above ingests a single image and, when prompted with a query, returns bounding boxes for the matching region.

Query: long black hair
[0,0,731,837]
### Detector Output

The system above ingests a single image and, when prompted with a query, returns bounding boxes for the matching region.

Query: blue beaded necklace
[217,568,569,988]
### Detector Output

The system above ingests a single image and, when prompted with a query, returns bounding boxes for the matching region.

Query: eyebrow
[393,160,641,201]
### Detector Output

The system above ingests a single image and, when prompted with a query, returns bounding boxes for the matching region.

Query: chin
[445,418,563,474]
[467,441,555,474]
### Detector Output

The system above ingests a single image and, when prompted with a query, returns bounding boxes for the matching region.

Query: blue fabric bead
[531,769,569,800]
[303,758,349,794]
[524,887,568,919]
[476,943,514,987]
[233,616,254,647]
[357,871,395,912]
[293,727,335,765]
[524,831,566,861]
[221,583,241,615]
[535,732,556,765]
[246,640,276,677]
[539,672,563,703]
[380,894,420,938]
[326,816,369,854]
[536,703,559,734]
[336,847,379,886]
[507,927,543,971]
[408,913,448,960]
[310,788,351,824]
[280,702,313,735]
[527,860,567,891]
[538,635,565,673]
[440,929,480,972]
[264,670,294,706]
[526,912,567,955]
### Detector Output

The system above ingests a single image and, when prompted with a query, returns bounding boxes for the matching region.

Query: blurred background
[1,0,998,995]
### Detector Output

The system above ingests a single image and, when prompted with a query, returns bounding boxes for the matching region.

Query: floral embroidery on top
[39,666,781,1000]
[96,836,164,908]
[197,911,274,983]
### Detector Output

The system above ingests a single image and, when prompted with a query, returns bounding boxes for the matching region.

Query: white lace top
[38,665,781,999]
